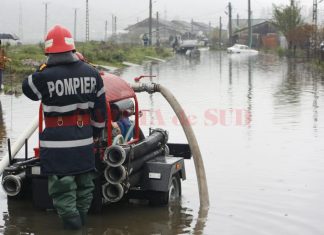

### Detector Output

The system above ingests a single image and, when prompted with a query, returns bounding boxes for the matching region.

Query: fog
[0,0,315,43]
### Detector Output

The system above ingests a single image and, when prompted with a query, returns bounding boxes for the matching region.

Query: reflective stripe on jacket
[22,57,107,175]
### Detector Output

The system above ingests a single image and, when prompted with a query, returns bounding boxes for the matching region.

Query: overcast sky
[0,0,318,43]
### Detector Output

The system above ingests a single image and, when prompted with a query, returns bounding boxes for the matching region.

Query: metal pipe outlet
[102,182,124,203]
[1,172,26,197]
[104,165,127,184]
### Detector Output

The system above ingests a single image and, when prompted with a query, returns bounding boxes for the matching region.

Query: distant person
[172,36,179,52]
[0,40,11,90]
[142,34,149,47]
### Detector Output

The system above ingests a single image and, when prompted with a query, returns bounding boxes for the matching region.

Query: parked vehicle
[227,44,258,54]
[175,40,198,54]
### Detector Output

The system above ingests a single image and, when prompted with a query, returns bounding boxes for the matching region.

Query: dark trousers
[48,172,96,218]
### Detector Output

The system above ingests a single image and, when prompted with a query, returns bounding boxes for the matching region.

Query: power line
[117,7,149,22]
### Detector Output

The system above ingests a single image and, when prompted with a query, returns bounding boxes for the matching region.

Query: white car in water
[227,44,259,54]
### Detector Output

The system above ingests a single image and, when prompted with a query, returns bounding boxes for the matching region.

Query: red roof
[101,72,135,102]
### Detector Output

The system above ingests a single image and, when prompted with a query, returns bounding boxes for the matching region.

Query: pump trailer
[1,73,192,211]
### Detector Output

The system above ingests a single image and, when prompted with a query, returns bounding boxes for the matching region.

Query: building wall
[233,22,280,48]
[262,34,279,49]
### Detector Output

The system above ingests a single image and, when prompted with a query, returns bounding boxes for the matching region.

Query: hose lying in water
[131,83,210,209]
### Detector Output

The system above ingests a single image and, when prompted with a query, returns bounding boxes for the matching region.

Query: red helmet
[44,25,75,54]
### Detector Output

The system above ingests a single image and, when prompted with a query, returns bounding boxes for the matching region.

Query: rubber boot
[62,214,82,230]
[79,212,87,226]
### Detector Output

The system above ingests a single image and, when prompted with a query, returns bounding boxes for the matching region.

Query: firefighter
[22,25,107,230]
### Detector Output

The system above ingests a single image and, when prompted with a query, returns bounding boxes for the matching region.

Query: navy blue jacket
[22,55,107,176]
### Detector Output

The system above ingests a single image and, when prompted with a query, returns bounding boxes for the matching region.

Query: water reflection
[247,57,253,129]
[1,199,207,235]
[274,60,301,105]
[312,74,319,133]
[219,51,222,78]
[228,56,232,86]
[0,100,6,154]
[1,51,324,234]
[192,207,209,235]
[272,60,319,130]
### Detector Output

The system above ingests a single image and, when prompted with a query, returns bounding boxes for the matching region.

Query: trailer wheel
[169,174,181,201]
[148,174,181,206]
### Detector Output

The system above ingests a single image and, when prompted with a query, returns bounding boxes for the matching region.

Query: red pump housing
[35,72,140,157]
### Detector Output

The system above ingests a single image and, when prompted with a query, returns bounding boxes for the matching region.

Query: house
[124,18,212,45]
[231,19,268,32]
[125,18,178,44]
[231,20,280,48]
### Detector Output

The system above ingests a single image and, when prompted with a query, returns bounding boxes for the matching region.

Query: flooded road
[1,50,324,234]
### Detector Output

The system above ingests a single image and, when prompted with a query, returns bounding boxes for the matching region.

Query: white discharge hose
[0,116,39,176]
[131,83,210,208]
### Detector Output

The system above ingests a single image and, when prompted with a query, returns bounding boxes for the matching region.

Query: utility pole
[191,19,194,33]
[112,14,114,36]
[156,12,160,46]
[74,8,78,41]
[115,16,117,35]
[219,16,222,49]
[105,20,108,41]
[228,2,232,46]
[149,0,153,46]
[44,2,49,36]
[248,0,252,47]
[19,2,23,40]
[237,13,239,27]
[85,0,89,42]
[313,0,318,56]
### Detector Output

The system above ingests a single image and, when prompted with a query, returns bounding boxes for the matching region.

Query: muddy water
[0,51,324,234]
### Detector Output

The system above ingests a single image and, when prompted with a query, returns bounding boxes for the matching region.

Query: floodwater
[0,50,324,234]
